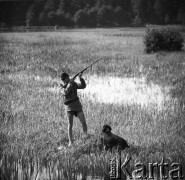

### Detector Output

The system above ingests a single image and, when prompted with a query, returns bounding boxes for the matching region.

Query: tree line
[0,0,185,28]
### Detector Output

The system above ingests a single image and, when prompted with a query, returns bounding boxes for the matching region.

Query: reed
[0,28,185,179]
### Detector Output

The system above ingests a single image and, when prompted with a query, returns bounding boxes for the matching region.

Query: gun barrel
[83,57,102,71]
[60,58,103,88]
[73,58,102,79]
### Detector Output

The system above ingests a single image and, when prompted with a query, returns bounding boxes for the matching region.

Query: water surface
[78,75,170,109]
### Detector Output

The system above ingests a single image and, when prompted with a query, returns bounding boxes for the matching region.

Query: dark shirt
[62,78,86,111]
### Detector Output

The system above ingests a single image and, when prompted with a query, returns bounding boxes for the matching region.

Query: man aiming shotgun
[60,58,102,147]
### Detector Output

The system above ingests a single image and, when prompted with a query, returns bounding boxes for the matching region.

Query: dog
[101,125,129,151]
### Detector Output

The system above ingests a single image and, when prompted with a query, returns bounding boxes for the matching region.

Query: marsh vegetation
[0,27,185,179]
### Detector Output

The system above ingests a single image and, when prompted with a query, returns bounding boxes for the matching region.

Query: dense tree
[26,0,46,26]
[96,0,104,8]
[0,0,184,27]
[154,0,164,23]
[0,1,32,26]
[70,0,82,15]
[56,10,66,25]
[131,0,148,25]
[163,0,181,23]
[26,5,37,26]
[47,11,58,25]
[87,7,98,27]
[74,9,88,26]
[58,0,71,13]
[43,0,59,12]
[85,0,96,7]
[177,7,185,24]
[97,6,114,26]
[114,6,131,25]
[146,0,156,23]
[38,11,48,25]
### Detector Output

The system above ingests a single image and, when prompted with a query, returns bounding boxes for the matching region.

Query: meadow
[0,27,185,180]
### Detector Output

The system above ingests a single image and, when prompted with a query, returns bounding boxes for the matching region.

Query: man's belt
[64,97,79,105]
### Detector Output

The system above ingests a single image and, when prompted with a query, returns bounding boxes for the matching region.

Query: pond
[8,72,170,109]
[81,75,170,108]
[49,74,170,110]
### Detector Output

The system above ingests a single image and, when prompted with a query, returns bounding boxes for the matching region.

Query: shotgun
[60,58,102,88]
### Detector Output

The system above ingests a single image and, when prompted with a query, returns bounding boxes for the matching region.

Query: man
[60,72,87,146]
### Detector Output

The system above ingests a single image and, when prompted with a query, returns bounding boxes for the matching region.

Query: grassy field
[0,27,185,179]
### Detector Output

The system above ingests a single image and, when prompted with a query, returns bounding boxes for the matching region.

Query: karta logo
[109,154,184,179]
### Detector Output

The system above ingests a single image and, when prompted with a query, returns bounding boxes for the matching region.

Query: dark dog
[101,125,129,151]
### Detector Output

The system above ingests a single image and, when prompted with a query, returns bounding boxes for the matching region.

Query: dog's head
[102,125,112,134]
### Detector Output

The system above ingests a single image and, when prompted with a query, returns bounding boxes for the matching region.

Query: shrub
[144,26,184,53]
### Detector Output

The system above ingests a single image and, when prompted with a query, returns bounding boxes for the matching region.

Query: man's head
[61,72,70,83]
[102,125,112,134]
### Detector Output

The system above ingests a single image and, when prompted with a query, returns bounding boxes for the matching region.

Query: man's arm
[76,73,86,89]
[77,78,86,89]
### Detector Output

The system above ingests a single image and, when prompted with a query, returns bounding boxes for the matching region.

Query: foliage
[38,11,48,25]
[47,11,57,25]
[132,15,142,26]
[144,26,184,53]
[114,6,131,26]
[0,22,7,28]
[97,6,114,26]
[74,9,88,26]
[87,7,98,27]
[1,0,185,27]
[26,5,37,26]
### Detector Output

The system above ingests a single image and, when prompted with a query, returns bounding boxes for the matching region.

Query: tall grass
[0,28,185,179]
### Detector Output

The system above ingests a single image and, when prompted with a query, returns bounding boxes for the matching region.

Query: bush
[144,26,184,53]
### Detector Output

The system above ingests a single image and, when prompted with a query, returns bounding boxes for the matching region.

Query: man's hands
[78,72,83,79]
[70,72,83,82]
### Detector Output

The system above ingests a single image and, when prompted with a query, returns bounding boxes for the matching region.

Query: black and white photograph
[0,0,185,179]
